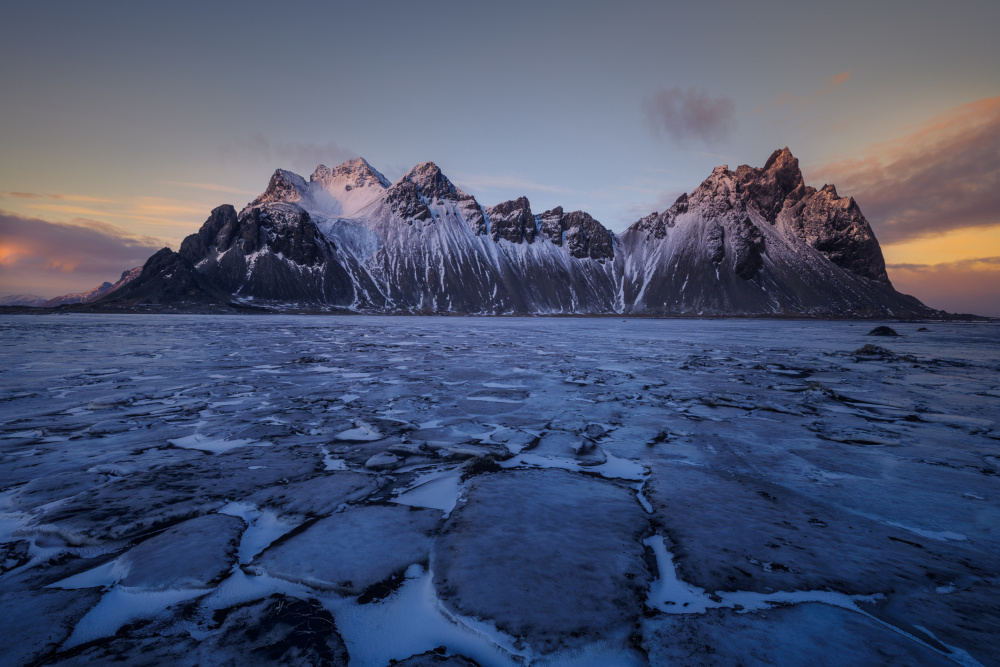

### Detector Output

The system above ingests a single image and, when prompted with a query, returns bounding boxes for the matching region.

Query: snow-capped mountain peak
[306,157,390,218]
[247,158,390,220]
[311,157,390,191]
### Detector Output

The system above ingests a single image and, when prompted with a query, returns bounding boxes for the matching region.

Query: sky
[0,0,998,314]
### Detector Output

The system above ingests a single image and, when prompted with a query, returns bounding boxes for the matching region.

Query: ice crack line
[643,534,984,667]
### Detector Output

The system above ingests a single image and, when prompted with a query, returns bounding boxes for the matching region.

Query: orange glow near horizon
[881,225,1000,266]
[0,243,29,265]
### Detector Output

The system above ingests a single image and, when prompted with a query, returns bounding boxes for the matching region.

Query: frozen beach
[0,315,997,666]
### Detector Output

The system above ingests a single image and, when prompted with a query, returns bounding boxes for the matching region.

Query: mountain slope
[92,248,229,308]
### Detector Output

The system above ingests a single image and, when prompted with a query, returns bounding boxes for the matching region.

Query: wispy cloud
[450,171,579,198]
[0,192,120,204]
[614,189,687,228]
[642,87,736,145]
[807,96,1000,245]
[886,256,1000,317]
[828,70,851,87]
[2,189,235,235]
[0,192,46,200]
[756,70,852,114]
[19,202,205,229]
[220,134,358,174]
[161,181,257,195]
[0,211,165,297]
[887,257,1000,272]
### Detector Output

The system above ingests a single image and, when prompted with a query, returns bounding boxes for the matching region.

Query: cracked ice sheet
[217,501,298,564]
[1,315,999,665]
[643,534,882,615]
[641,538,980,664]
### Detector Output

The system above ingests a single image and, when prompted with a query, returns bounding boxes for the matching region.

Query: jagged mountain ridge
[98,149,937,317]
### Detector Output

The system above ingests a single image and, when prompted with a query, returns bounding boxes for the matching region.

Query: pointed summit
[762,146,797,172]
[399,162,459,201]
[250,169,310,208]
[761,147,805,197]
[734,147,806,223]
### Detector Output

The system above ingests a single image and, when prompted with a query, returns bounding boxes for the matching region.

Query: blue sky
[1,0,998,313]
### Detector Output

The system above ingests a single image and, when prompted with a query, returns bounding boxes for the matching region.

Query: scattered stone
[391,650,481,666]
[206,594,350,665]
[291,356,328,364]
[460,455,502,479]
[852,344,916,362]
[867,326,899,337]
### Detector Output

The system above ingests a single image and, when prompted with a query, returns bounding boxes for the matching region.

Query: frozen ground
[0,314,998,666]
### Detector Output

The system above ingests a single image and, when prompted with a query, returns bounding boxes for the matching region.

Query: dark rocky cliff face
[628,148,889,286]
[92,247,230,308]
[735,148,889,284]
[632,193,688,240]
[179,205,238,262]
[174,201,361,306]
[788,183,888,284]
[385,162,488,235]
[181,202,330,269]
[735,147,808,224]
[536,207,615,260]
[485,197,537,244]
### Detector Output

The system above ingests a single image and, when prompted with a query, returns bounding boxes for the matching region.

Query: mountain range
[38,149,944,317]
[0,268,142,308]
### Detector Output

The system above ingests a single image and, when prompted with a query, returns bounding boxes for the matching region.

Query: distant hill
[0,294,47,307]
[41,267,142,307]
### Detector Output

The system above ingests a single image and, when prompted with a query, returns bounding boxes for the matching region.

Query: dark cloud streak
[809,97,1000,244]
[642,87,736,145]
[220,134,358,174]
[0,212,164,297]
